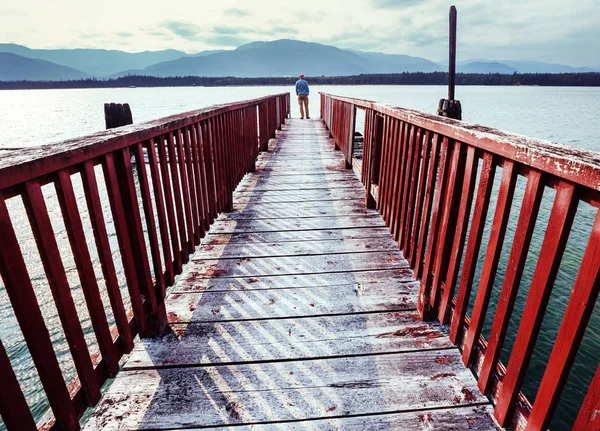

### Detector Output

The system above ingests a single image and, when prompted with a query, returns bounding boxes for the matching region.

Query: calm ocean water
[0,85,599,430]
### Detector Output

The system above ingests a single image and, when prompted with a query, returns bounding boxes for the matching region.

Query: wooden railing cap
[320,92,600,191]
[0,93,289,192]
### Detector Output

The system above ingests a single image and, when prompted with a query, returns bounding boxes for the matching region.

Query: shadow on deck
[83,119,500,430]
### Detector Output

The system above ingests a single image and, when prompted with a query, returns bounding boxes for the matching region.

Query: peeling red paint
[430,372,456,380]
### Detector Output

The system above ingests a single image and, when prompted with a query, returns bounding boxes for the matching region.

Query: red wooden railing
[321,92,600,430]
[0,93,289,431]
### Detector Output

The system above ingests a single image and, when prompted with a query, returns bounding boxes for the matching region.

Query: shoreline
[1,71,600,90]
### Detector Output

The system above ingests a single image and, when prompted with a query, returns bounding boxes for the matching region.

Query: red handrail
[321,92,600,430]
[0,92,290,430]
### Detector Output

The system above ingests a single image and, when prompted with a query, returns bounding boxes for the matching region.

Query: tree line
[1,72,599,89]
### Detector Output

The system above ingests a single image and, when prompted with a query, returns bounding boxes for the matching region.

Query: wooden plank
[183,406,499,430]
[233,188,364,204]
[211,214,384,234]
[228,200,372,220]
[188,250,407,279]
[192,237,401,260]
[125,311,452,369]
[165,281,419,323]
[236,181,358,193]
[204,227,392,245]
[171,268,416,293]
[84,349,487,430]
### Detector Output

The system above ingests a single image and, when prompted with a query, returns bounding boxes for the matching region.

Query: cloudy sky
[1,0,599,67]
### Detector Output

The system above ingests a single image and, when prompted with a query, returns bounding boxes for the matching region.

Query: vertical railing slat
[0,192,79,430]
[461,160,518,365]
[0,338,37,430]
[414,133,441,280]
[116,147,158,315]
[573,365,600,431]
[22,180,100,404]
[449,152,496,343]
[438,145,479,323]
[201,120,218,224]
[390,120,407,239]
[157,134,182,274]
[133,142,165,297]
[527,207,600,430]
[429,140,466,314]
[494,181,578,426]
[175,129,195,254]
[409,130,432,267]
[190,123,207,238]
[167,131,189,264]
[477,169,544,393]
[81,160,134,352]
[103,152,147,334]
[418,137,451,319]
[402,127,423,258]
[55,169,119,377]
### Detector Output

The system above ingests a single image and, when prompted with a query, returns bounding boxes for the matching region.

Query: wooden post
[437,6,462,120]
[105,103,133,129]
[448,5,457,101]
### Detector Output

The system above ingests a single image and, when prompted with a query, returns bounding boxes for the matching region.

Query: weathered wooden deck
[84,118,500,430]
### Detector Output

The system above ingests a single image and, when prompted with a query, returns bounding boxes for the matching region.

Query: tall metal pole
[448,5,457,101]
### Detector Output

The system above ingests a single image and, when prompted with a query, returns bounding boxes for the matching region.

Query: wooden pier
[1,93,599,430]
[82,118,498,429]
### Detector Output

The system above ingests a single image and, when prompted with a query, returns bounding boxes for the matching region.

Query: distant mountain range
[0,39,598,81]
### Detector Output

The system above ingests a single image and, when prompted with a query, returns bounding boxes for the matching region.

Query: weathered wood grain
[203,227,392,245]
[192,237,401,260]
[125,311,452,369]
[233,188,364,204]
[188,250,407,279]
[227,200,373,219]
[165,281,419,322]
[83,115,496,431]
[83,350,488,430]
[171,268,416,293]
[191,406,499,430]
[210,214,384,234]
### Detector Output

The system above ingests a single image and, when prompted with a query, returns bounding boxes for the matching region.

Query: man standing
[295,74,310,119]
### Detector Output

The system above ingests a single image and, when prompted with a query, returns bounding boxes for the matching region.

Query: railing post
[345,104,356,169]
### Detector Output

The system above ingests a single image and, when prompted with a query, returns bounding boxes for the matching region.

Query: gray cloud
[370,0,423,9]
[205,34,250,47]
[225,8,250,17]
[163,21,203,40]
[212,24,299,38]
[117,32,133,38]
